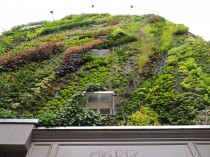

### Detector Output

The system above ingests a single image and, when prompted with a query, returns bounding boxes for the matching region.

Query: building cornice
[32,125,210,142]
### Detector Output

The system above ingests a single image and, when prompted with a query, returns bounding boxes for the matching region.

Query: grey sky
[0,0,210,41]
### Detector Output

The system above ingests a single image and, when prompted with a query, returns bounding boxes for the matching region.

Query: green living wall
[0,14,209,126]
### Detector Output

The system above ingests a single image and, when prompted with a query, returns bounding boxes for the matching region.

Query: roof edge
[0,119,39,124]
[35,125,210,130]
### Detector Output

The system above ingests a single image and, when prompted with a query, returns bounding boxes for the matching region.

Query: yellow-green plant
[127,106,161,126]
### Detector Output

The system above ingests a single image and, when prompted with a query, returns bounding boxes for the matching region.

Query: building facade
[1,119,210,157]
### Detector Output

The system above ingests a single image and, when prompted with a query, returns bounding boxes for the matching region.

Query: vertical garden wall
[0,14,209,126]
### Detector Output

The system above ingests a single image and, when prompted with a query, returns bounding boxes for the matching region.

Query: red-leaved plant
[57,39,105,76]
[0,42,65,70]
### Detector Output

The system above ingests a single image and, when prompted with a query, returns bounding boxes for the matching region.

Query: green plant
[127,106,161,126]
[0,42,65,71]
[38,92,102,126]
[0,108,18,118]
[0,13,209,126]
[173,24,189,35]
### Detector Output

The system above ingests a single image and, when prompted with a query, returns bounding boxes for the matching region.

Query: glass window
[88,94,98,102]
[92,51,109,56]
[88,93,112,103]
[102,51,109,56]
[92,52,100,56]
[100,108,111,115]
[100,94,112,102]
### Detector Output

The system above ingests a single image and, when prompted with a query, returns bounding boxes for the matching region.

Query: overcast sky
[0,0,210,41]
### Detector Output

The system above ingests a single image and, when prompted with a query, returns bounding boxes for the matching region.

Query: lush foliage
[127,106,160,126]
[57,39,105,76]
[39,92,102,127]
[0,14,209,127]
[0,43,65,71]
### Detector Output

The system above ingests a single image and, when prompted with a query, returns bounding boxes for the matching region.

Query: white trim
[88,91,114,94]
[0,119,39,124]
[35,125,210,130]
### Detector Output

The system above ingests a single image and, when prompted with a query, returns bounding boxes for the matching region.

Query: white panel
[195,143,210,157]
[9,124,34,144]
[0,124,16,144]
[0,124,33,145]
[27,144,51,157]
[55,144,194,157]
